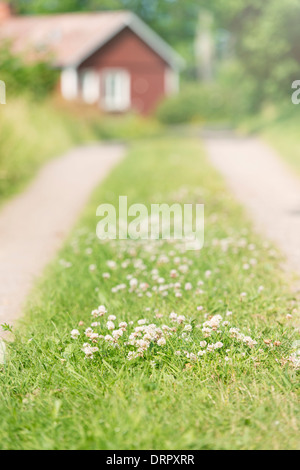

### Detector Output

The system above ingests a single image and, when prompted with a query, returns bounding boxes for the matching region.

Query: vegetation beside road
[0,137,298,450]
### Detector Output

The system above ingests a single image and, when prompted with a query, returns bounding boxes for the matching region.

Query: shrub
[156,83,235,125]
[0,45,58,100]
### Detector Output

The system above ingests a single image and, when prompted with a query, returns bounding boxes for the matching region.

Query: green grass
[0,137,299,450]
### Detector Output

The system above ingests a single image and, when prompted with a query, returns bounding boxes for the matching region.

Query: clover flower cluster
[63,193,296,372]
[70,306,260,364]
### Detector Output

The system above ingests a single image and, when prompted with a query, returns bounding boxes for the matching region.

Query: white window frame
[101,68,131,111]
[0,80,6,104]
[80,69,100,104]
[164,67,180,96]
[61,67,78,101]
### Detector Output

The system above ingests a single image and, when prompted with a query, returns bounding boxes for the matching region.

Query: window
[61,67,78,101]
[81,70,100,104]
[102,69,131,111]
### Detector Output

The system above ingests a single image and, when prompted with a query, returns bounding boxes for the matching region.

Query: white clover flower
[90,333,99,341]
[199,341,207,348]
[112,329,123,339]
[97,305,107,317]
[197,350,206,356]
[107,260,117,269]
[243,336,257,348]
[175,350,181,356]
[108,315,116,321]
[82,344,95,358]
[71,329,80,339]
[185,282,192,291]
[127,351,138,361]
[129,278,138,289]
[138,319,147,325]
[229,327,240,338]
[202,327,212,337]
[104,335,113,342]
[169,312,177,320]
[177,315,186,324]
[203,314,222,330]
[189,353,197,361]
[106,321,115,330]
[184,324,192,332]
[136,339,149,349]
[85,327,93,337]
[157,337,166,346]
[214,341,224,349]
[140,282,149,291]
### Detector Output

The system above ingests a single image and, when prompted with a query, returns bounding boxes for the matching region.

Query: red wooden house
[0,3,184,114]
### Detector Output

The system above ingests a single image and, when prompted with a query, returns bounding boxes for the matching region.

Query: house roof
[0,10,185,69]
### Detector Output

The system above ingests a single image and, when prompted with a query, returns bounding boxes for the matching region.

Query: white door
[81,70,100,104]
[102,69,131,111]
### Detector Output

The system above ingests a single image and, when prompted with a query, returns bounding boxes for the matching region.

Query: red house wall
[79,27,168,114]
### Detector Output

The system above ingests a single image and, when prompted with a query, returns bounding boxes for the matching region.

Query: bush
[0,46,58,100]
[156,61,265,126]
[156,83,235,125]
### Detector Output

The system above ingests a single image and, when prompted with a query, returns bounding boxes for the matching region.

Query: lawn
[0,137,299,450]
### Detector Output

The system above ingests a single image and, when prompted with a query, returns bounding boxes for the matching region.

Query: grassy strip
[0,137,299,450]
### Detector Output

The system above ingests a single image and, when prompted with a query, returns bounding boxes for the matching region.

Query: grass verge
[0,137,299,450]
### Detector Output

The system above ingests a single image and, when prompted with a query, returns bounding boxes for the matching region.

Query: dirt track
[203,134,300,277]
[0,143,124,334]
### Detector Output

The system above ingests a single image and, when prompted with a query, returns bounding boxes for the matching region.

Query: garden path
[0,143,124,336]
[203,132,300,278]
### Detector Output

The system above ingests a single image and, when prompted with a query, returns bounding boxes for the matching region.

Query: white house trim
[70,12,185,71]
[61,67,78,100]
[0,80,6,104]
[164,67,179,95]
[80,69,100,104]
